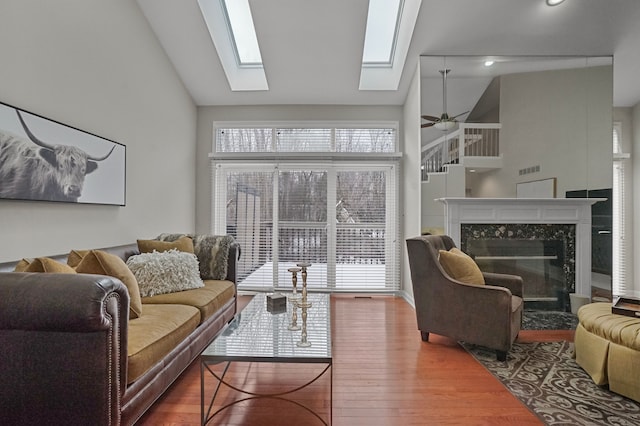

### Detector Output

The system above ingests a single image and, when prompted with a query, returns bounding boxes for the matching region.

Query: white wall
[472,66,613,198]
[420,164,465,232]
[0,0,197,261]
[401,63,422,302]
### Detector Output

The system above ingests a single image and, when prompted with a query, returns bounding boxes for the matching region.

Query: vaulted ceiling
[137,0,640,108]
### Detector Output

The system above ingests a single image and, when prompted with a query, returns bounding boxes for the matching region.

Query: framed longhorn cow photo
[0,101,125,206]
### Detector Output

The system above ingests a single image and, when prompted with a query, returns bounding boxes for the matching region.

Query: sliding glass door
[276,169,328,289]
[213,163,398,292]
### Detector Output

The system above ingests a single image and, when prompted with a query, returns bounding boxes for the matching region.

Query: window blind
[215,128,273,152]
[215,125,397,153]
[276,129,332,152]
[612,123,629,296]
[212,123,400,293]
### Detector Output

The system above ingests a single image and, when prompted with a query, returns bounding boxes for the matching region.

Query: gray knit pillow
[126,249,204,297]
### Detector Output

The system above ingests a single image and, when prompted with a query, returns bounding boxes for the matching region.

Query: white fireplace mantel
[436,197,605,297]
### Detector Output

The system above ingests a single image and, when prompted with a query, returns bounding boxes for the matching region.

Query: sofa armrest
[482,271,524,298]
[0,272,129,426]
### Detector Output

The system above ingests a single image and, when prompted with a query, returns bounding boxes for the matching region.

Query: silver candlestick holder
[287,267,302,331]
[287,267,302,301]
[296,301,311,348]
[296,262,312,307]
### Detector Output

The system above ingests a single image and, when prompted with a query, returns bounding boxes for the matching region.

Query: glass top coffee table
[200,292,332,425]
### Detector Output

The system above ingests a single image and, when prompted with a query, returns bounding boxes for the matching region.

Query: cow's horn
[16,110,55,151]
[87,145,116,162]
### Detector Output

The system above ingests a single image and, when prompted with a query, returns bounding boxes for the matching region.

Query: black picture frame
[0,101,125,206]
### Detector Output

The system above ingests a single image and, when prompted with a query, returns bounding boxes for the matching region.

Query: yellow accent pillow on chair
[438,248,485,285]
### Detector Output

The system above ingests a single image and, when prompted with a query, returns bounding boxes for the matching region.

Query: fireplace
[437,197,604,307]
[461,224,575,310]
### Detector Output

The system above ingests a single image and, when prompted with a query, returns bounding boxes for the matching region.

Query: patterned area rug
[463,341,640,425]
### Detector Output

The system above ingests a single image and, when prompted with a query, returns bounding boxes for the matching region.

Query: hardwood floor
[136,295,574,426]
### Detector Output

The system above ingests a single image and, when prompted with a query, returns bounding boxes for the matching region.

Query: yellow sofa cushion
[127,304,200,384]
[141,279,235,323]
[137,236,194,254]
[76,250,143,320]
[438,248,485,285]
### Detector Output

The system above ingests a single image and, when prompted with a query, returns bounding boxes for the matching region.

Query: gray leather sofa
[0,241,239,425]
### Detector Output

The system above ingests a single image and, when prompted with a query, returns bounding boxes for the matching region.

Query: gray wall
[402,63,423,302]
[633,103,640,295]
[470,66,613,198]
[0,0,197,261]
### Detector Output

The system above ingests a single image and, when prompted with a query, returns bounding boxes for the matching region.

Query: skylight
[362,0,403,65]
[359,0,421,91]
[222,0,262,66]
[198,0,268,91]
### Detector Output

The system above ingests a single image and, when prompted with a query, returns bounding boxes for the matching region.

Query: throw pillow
[75,250,143,319]
[16,257,76,273]
[157,233,235,280]
[137,236,194,254]
[126,249,204,297]
[438,248,485,285]
[14,258,34,272]
[67,249,90,268]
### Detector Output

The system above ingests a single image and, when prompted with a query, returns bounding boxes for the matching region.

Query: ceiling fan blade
[451,111,470,120]
[421,122,435,128]
[421,115,440,122]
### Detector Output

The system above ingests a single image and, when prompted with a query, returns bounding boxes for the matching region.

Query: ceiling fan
[421,69,468,131]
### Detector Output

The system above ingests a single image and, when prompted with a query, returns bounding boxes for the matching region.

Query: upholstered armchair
[406,234,524,361]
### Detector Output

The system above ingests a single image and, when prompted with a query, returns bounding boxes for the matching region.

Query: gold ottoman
[575,302,640,402]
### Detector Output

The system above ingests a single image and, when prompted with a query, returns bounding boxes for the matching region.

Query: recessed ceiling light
[546,0,565,6]
[469,169,477,173]
[484,60,494,67]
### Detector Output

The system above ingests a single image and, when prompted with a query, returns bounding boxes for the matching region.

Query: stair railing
[421,123,501,178]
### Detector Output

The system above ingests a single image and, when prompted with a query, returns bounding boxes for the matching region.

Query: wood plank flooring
[136,295,574,426]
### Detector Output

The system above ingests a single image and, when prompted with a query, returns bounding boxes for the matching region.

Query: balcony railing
[228,222,386,282]
[421,123,501,179]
